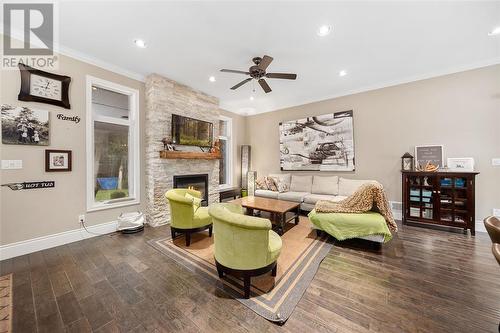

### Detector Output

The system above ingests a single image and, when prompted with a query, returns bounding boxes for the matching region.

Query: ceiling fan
[220,55,297,93]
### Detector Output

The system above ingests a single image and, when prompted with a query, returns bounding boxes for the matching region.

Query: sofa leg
[185,233,191,247]
[271,264,277,277]
[316,229,323,237]
[243,275,251,299]
[208,225,213,237]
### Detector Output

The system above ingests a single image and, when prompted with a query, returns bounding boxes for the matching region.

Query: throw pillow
[185,193,202,209]
[276,180,289,193]
[256,177,268,190]
[265,177,278,191]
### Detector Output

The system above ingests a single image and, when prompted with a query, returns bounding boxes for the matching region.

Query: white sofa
[255,174,376,212]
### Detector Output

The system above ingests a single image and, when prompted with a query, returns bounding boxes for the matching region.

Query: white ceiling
[58,1,500,115]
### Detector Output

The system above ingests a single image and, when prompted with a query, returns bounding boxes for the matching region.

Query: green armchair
[208,203,282,298]
[165,189,212,246]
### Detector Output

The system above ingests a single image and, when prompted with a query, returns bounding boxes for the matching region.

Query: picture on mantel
[279,110,355,171]
[1,104,50,145]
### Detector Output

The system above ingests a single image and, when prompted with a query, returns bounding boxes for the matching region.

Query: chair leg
[243,275,251,299]
[170,228,176,239]
[216,263,224,278]
[272,264,277,277]
[208,225,213,237]
[316,229,323,237]
[185,232,191,247]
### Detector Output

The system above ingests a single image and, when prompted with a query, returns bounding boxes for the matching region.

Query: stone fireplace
[145,74,221,226]
[173,174,209,206]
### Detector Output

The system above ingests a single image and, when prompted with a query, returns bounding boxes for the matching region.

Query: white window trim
[218,115,233,190]
[86,75,140,212]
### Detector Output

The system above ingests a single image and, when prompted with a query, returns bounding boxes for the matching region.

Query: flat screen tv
[171,114,213,147]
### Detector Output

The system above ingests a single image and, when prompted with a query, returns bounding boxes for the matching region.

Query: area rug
[148,218,333,323]
[0,274,13,333]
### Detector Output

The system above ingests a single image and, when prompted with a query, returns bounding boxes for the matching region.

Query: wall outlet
[492,158,500,166]
[78,214,85,226]
[493,209,500,217]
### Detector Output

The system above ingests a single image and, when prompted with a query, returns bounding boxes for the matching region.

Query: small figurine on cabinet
[210,139,221,154]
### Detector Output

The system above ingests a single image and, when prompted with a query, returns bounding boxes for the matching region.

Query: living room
[1,1,499,332]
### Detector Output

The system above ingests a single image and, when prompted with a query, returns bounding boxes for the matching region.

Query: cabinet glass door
[407,175,435,220]
[438,176,468,225]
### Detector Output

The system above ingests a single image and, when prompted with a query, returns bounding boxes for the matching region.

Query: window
[219,116,232,189]
[86,76,140,211]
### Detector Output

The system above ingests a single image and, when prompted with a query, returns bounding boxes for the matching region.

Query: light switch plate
[1,160,23,169]
[492,158,500,166]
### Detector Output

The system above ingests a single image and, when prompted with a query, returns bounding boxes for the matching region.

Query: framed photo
[447,157,474,171]
[45,150,72,172]
[415,145,444,169]
[1,104,50,145]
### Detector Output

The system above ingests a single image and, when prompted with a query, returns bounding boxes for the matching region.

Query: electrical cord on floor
[81,220,115,237]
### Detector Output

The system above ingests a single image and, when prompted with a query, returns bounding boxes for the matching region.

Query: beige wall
[0,52,245,246]
[0,54,146,245]
[220,109,247,188]
[246,65,500,220]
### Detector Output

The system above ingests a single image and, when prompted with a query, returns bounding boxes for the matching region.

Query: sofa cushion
[338,178,377,196]
[255,189,279,199]
[278,191,308,203]
[311,176,339,195]
[303,194,347,205]
[289,175,313,192]
[269,173,291,188]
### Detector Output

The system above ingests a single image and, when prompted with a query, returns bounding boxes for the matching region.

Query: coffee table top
[229,196,299,213]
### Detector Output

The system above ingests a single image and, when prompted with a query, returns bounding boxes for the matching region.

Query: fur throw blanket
[315,182,398,232]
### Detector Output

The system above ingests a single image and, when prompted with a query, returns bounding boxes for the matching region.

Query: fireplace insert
[173,174,209,206]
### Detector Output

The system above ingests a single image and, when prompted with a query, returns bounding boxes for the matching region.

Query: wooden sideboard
[402,170,479,235]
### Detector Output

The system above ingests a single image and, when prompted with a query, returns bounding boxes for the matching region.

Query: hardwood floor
[1,220,499,332]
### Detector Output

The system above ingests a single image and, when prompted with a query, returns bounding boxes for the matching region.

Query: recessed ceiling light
[92,86,97,91]
[317,25,332,37]
[249,96,255,101]
[209,76,216,82]
[488,26,500,36]
[339,70,347,77]
[134,39,147,48]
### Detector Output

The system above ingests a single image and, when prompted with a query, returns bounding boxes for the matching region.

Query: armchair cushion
[185,192,202,209]
[192,206,211,228]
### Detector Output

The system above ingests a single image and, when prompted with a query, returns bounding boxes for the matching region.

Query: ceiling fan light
[317,25,332,37]
[488,26,500,36]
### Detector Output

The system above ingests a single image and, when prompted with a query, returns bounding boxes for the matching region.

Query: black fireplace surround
[173,174,209,206]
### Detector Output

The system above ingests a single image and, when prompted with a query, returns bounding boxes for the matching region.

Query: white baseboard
[0,221,117,261]
[475,220,486,233]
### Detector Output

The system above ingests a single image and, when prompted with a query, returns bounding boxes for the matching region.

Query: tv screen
[171,114,213,147]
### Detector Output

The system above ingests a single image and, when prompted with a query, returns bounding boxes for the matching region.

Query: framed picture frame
[447,157,474,171]
[45,150,72,172]
[1,104,50,145]
[414,145,444,169]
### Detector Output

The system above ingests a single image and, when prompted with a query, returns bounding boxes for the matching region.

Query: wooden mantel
[159,150,221,160]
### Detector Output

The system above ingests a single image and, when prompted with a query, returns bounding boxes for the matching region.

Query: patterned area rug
[148,218,332,323]
[0,274,13,333]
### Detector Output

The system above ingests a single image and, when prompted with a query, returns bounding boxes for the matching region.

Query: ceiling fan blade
[257,55,273,70]
[258,79,272,93]
[230,78,252,90]
[221,69,250,75]
[266,73,297,80]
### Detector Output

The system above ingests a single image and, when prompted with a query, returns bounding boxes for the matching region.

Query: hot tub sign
[1,181,55,190]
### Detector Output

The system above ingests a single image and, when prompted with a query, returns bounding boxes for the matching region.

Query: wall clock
[18,63,71,109]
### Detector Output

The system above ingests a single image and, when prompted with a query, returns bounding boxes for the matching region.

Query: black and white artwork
[1,104,50,145]
[279,110,355,171]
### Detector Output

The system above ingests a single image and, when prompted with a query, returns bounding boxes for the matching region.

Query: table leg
[295,206,300,225]
[247,207,254,216]
[279,213,285,235]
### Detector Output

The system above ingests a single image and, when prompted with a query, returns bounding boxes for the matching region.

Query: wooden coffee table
[229,196,300,235]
